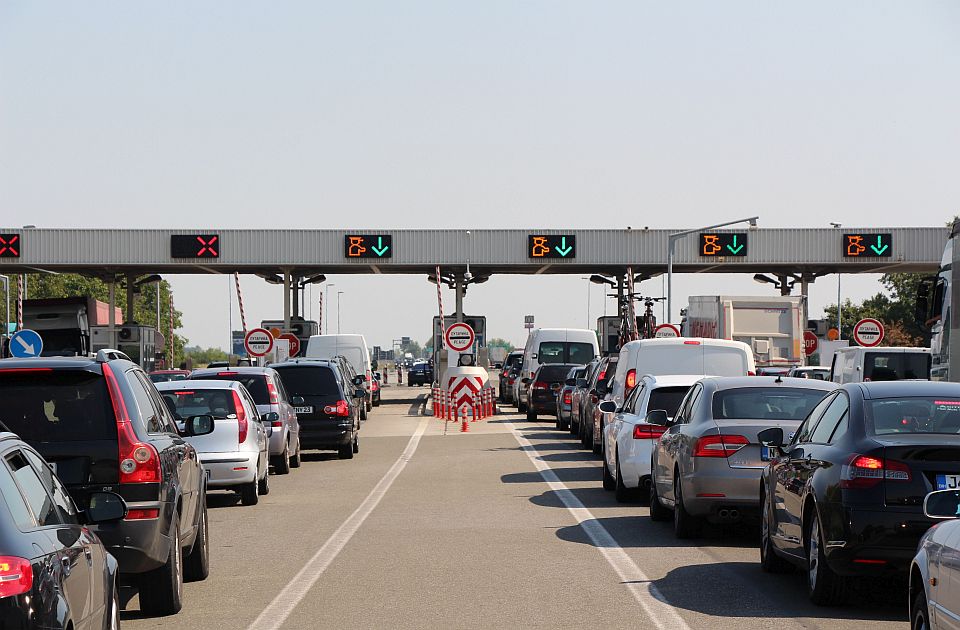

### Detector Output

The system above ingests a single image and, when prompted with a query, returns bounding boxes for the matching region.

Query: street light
[324,283,336,334]
[337,291,344,334]
[831,223,842,337]
[667,216,759,322]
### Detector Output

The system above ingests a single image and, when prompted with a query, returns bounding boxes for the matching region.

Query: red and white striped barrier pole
[169,296,175,368]
[16,275,23,331]
[318,291,323,335]
[234,273,247,334]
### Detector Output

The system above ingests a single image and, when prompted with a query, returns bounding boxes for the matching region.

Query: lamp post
[0,275,8,350]
[324,283,336,334]
[667,216,759,322]
[580,276,592,329]
[830,223,843,338]
[337,291,344,334]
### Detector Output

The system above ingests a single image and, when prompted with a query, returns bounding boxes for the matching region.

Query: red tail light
[840,455,912,489]
[371,380,379,392]
[125,509,160,520]
[683,340,701,345]
[217,371,239,376]
[174,391,195,395]
[231,390,248,444]
[104,364,162,484]
[633,424,667,439]
[533,381,548,390]
[598,369,607,380]
[693,434,749,457]
[590,395,599,404]
[563,391,572,404]
[747,371,757,376]
[324,400,350,416]
[0,556,33,598]
[626,369,637,390]
[266,378,280,404]
[0,368,53,374]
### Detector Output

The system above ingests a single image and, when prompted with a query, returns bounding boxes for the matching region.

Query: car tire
[289,443,302,469]
[806,511,847,605]
[673,476,701,539]
[183,500,210,582]
[602,450,616,491]
[649,476,672,522]
[139,521,183,616]
[408,381,413,387]
[912,590,931,630]
[614,455,634,503]
[360,406,367,421]
[240,478,259,506]
[353,433,360,454]
[592,429,602,455]
[339,435,355,460]
[258,467,271,495]
[274,442,291,475]
[760,488,792,574]
[526,409,537,421]
[518,400,527,413]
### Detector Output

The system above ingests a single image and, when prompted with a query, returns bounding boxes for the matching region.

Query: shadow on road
[554,515,759,549]
[501,466,600,484]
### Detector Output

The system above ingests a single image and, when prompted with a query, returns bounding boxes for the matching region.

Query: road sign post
[853,318,885,347]
[244,328,274,357]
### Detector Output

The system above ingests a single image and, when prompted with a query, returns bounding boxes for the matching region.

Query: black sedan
[0,432,128,628]
[522,363,580,421]
[758,381,960,605]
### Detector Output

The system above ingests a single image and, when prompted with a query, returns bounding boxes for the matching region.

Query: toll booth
[91,324,158,371]
[260,318,318,357]
[432,314,486,382]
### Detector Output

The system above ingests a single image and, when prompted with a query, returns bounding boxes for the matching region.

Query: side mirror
[184,415,215,437]
[531,353,538,359]
[758,427,784,448]
[576,379,588,388]
[565,378,576,387]
[521,378,531,385]
[645,410,669,426]
[262,412,280,423]
[352,376,365,386]
[924,490,960,519]
[85,492,128,523]
[354,389,366,399]
[598,400,617,413]
[291,395,305,406]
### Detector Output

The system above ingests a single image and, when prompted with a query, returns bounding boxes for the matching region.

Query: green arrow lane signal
[870,235,889,256]
[554,236,573,257]
[371,236,390,257]
[726,235,744,255]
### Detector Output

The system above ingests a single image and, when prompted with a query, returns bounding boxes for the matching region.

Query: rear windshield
[0,371,117,442]
[868,397,960,435]
[649,387,690,418]
[864,353,931,381]
[538,365,575,381]
[273,367,339,396]
[198,373,269,405]
[538,342,595,365]
[507,354,523,368]
[411,364,432,373]
[149,373,187,383]
[161,389,237,419]
[712,387,829,421]
[636,345,747,377]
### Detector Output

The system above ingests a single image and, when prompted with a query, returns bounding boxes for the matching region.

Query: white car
[599,374,700,502]
[910,489,960,629]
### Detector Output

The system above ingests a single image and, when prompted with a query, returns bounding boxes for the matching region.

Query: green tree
[487,338,515,352]
[823,273,926,346]
[183,346,229,366]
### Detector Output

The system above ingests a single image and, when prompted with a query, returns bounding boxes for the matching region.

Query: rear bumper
[200,452,260,487]
[824,506,932,576]
[530,393,558,414]
[300,422,354,449]
[94,501,175,575]
[683,466,763,517]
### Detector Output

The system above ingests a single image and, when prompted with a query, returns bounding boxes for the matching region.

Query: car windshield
[162,389,237,419]
[867,397,960,435]
[198,373,269,405]
[648,386,691,418]
[864,353,931,381]
[0,370,116,442]
[273,367,339,396]
[150,373,187,383]
[712,387,829,421]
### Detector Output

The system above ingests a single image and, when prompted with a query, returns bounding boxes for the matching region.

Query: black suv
[271,360,362,459]
[407,362,433,386]
[0,351,213,616]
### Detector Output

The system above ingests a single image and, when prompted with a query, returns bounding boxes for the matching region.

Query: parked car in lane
[0,352,214,616]
[270,360,363,459]
[190,366,302,475]
[910,489,960,630]
[500,351,524,402]
[149,369,192,383]
[157,380,271,506]
[556,365,587,431]
[523,363,581,421]
[408,362,433,387]
[758,381,960,605]
[650,376,836,539]
[582,355,619,454]
[600,375,700,502]
[0,432,128,629]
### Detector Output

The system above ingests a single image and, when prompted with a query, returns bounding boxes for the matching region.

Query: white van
[305,334,373,414]
[610,338,756,406]
[829,346,931,384]
[517,328,599,412]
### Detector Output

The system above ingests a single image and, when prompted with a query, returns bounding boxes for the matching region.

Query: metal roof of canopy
[0,227,947,277]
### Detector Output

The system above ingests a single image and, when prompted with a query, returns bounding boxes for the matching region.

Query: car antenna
[775,373,783,383]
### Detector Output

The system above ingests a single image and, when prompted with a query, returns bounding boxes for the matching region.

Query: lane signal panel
[699,233,747,257]
[171,234,220,258]
[344,235,393,259]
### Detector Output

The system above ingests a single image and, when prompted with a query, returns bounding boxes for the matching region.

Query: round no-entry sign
[279,333,301,356]
[803,331,819,356]
[853,318,885,347]
[245,328,274,357]
[654,323,680,338]
[445,323,475,352]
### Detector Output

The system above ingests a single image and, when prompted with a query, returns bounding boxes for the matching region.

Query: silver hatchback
[649,376,837,538]
[190,367,302,475]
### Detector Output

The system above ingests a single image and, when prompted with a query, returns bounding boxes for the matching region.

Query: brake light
[747,371,756,376]
[371,380,379,392]
[217,371,239,376]
[563,391,572,405]
[125,509,160,520]
[174,391,195,395]
[683,340,701,345]
[693,434,749,457]
[231,390,248,444]
[324,400,350,417]
[840,455,912,489]
[626,369,637,390]
[598,369,607,380]
[266,378,279,404]
[0,368,53,374]
[633,424,667,439]
[0,556,32,598]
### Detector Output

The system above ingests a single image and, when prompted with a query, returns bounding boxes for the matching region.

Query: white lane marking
[248,416,431,630]
[508,422,693,630]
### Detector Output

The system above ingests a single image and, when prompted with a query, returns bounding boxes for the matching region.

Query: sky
[2,1,959,351]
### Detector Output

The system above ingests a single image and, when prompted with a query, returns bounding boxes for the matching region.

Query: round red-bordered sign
[654,323,680,338]
[853,318,885,347]
[244,328,274,357]
[444,322,475,352]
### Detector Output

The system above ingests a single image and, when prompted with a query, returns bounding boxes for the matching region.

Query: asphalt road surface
[121,384,909,629]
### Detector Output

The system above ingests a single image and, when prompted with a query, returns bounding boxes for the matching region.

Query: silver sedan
[649,376,837,538]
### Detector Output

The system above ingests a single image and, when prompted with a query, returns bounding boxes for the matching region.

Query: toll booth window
[864,353,932,381]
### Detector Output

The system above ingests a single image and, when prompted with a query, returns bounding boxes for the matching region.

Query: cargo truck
[682,295,804,369]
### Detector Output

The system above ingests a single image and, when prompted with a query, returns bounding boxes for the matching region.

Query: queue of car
[0,332,377,626]
[508,327,960,622]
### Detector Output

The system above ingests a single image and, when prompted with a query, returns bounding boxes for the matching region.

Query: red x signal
[0,234,20,258]
[196,235,218,258]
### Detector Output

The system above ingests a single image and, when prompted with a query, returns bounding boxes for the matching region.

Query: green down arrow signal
[371,237,390,257]
[726,235,744,255]
[554,237,573,257]
[870,235,889,256]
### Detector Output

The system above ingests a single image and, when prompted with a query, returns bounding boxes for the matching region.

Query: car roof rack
[95,349,133,363]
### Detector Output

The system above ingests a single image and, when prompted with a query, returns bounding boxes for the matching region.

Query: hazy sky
[2,2,958,350]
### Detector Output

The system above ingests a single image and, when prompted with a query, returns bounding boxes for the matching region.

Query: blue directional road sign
[9,329,43,358]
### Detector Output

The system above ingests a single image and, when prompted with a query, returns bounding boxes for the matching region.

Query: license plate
[936,474,960,490]
[295,406,313,414]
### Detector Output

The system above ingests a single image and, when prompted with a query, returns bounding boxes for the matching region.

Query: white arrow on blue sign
[10,329,43,358]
